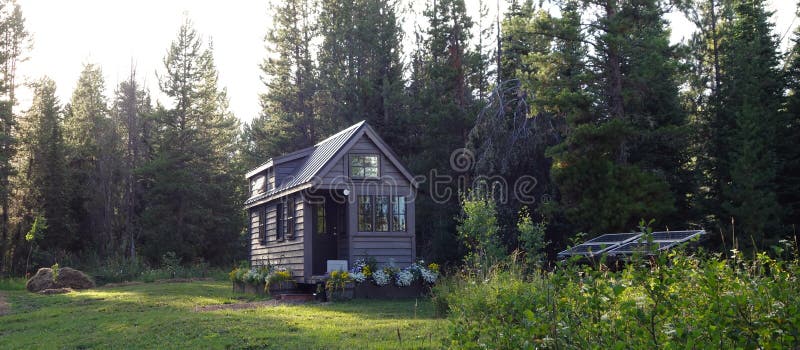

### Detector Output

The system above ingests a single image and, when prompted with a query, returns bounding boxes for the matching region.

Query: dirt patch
[100,277,214,289]
[195,299,313,312]
[0,292,9,316]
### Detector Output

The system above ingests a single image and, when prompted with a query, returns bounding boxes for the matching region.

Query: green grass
[0,281,446,349]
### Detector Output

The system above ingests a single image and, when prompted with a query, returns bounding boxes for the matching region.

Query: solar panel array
[557,230,705,258]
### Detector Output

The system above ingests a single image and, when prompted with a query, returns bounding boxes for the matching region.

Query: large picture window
[350,154,379,178]
[357,195,406,232]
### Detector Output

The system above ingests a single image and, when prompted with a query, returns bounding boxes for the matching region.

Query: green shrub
[516,206,547,268]
[457,192,505,267]
[444,249,800,349]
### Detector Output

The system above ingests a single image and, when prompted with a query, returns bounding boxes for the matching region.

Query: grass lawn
[0,280,447,349]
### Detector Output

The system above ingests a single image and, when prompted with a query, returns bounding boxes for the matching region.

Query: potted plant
[326,270,354,301]
[266,270,296,297]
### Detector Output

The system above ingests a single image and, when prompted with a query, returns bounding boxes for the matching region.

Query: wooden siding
[350,234,414,266]
[250,196,306,280]
[321,136,411,189]
[275,157,306,187]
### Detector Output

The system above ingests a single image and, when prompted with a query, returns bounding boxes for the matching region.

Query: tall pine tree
[141,19,242,264]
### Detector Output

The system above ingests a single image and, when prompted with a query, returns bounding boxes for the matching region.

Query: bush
[457,192,505,267]
[444,248,800,349]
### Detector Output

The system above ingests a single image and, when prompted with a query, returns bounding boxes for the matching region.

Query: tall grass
[438,243,800,349]
[0,277,26,291]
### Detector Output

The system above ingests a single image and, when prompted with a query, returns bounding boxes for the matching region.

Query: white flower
[372,270,390,286]
[420,268,438,284]
[395,270,414,287]
[351,272,366,283]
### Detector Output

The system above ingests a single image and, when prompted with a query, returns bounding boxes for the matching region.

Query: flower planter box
[267,281,296,298]
[353,280,429,299]
[328,283,355,301]
[233,281,266,296]
[232,281,245,293]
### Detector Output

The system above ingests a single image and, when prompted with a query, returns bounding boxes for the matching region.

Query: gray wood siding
[249,197,306,280]
[350,234,414,266]
[321,136,411,189]
[275,157,306,186]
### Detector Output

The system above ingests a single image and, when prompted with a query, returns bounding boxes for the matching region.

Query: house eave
[243,183,314,209]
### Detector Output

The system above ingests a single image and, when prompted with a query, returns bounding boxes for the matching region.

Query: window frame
[258,206,267,244]
[374,195,390,232]
[266,168,275,192]
[276,202,284,241]
[349,154,380,179]
[250,175,266,196]
[357,195,407,233]
[357,196,373,232]
[391,196,406,232]
[286,196,296,240]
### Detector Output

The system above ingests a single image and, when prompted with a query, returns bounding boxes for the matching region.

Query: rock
[26,268,57,292]
[26,267,95,293]
[57,267,95,290]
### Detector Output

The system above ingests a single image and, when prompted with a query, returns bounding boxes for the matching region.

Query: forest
[0,0,798,276]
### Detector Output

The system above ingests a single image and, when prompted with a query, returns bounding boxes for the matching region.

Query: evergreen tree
[410,0,481,262]
[781,5,800,230]
[18,78,71,255]
[111,69,152,259]
[712,0,783,246]
[142,19,242,264]
[249,0,320,166]
[63,63,119,256]
[316,0,406,149]
[544,0,683,234]
[0,0,28,273]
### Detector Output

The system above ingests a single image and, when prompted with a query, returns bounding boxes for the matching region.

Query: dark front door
[312,198,342,275]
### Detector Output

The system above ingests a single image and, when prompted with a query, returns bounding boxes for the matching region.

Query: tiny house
[244,121,417,283]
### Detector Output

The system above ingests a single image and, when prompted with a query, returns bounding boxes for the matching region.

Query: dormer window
[350,154,379,178]
[250,175,266,196]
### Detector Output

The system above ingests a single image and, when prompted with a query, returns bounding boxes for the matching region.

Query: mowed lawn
[0,281,447,349]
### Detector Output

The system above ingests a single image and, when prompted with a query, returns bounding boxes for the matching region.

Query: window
[315,203,326,234]
[266,168,274,191]
[258,206,267,244]
[286,197,296,239]
[375,196,389,231]
[392,196,406,232]
[358,196,373,231]
[350,154,379,178]
[276,202,284,241]
[357,195,407,232]
[250,175,265,196]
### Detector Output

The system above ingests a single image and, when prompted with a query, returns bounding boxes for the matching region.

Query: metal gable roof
[244,121,366,206]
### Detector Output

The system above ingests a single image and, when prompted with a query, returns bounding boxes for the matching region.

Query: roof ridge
[315,120,366,146]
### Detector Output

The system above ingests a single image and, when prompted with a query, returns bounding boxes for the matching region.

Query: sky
[14,0,799,124]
